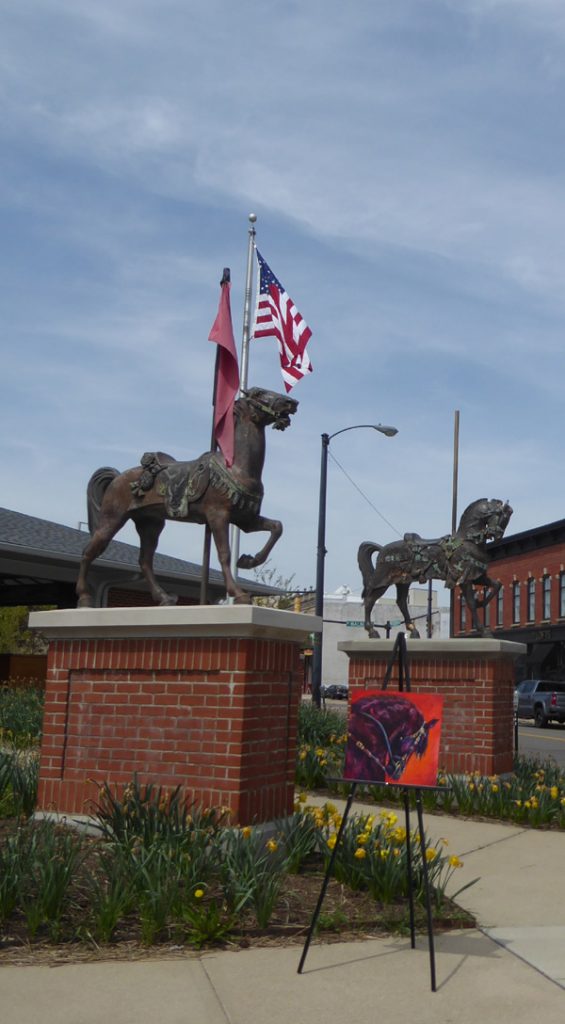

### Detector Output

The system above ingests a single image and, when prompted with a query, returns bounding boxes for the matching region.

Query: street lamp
[311,423,398,708]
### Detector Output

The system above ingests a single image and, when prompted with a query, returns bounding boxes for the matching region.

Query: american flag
[253,249,313,392]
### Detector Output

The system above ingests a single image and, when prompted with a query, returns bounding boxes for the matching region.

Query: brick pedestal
[29,606,320,824]
[338,638,526,776]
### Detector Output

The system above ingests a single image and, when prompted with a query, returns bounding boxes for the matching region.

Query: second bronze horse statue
[76,387,298,607]
[358,498,513,637]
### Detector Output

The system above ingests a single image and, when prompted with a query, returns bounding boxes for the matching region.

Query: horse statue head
[457,498,513,546]
[237,387,298,431]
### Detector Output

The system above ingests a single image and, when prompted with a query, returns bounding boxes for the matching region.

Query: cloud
[4,0,565,594]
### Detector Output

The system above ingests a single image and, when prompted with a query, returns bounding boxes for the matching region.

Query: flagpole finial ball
[248,212,257,223]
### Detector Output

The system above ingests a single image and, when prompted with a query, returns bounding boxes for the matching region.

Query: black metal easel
[298,633,438,992]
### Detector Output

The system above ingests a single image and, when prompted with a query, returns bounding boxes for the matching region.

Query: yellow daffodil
[354,847,367,859]
[194,888,205,899]
[448,856,463,869]
[241,826,252,839]
[551,786,559,800]
[425,848,438,862]
[266,839,278,853]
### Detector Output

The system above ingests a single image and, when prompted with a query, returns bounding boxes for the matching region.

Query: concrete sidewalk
[1,804,565,1022]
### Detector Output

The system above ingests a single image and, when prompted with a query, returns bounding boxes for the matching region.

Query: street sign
[346,620,364,627]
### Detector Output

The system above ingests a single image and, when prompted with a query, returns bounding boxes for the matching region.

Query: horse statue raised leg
[76,387,298,608]
[357,498,513,638]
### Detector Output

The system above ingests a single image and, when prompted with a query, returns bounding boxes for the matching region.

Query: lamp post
[311,422,398,708]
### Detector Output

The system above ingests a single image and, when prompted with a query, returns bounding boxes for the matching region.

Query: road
[516,720,565,769]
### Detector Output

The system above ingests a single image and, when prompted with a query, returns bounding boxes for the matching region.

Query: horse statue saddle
[131,452,178,499]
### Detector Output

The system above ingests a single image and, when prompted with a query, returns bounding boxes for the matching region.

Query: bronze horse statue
[358,498,513,638]
[76,387,298,607]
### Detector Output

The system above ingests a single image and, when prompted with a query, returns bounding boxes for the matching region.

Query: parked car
[514,679,565,727]
[322,684,349,701]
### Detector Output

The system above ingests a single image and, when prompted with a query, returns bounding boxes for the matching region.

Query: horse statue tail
[86,467,120,534]
[357,541,382,596]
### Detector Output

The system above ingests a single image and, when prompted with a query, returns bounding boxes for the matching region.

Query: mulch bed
[0,817,475,966]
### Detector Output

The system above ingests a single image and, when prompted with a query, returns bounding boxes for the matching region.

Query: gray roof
[0,506,223,585]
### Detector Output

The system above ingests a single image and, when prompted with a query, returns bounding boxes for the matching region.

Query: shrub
[0,682,44,747]
[0,746,40,817]
[298,701,346,746]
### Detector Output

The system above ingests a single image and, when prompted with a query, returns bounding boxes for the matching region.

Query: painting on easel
[344,690,443,788]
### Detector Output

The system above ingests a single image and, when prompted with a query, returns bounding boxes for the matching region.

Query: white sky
[3,1,565,596]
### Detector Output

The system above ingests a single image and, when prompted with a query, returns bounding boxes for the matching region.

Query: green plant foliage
[0,789,474,951]
[179,887,235,949]
[220,827,287,928]
[17,820,86,941]
[0,683,44,745]
[297,701,347,746]
[274,810,320,873]
[296,730,565,830]
[0,607,51,655]
[81,846,135,944]
[91,776,229,849]
[0,747,40,817]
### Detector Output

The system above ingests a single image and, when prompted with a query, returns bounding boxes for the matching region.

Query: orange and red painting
[344,689,443,787]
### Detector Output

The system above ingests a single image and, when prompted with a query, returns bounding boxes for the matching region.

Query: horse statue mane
[358,498,513,638]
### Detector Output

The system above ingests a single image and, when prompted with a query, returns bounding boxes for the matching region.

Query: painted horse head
[345,694,439,783]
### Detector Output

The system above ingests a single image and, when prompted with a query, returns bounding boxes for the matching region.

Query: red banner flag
[209,274,240,467]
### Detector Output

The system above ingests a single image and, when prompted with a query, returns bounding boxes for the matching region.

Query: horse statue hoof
[234,593,252,605]
[237,554,256,569]
[159,594,178,606]
[77,595,93,608]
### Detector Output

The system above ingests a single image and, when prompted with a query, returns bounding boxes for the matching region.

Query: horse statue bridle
[241,389,295,429]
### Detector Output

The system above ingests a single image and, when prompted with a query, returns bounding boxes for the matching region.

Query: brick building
[455,517,565,680]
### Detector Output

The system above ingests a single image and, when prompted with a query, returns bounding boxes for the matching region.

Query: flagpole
[449,409,460,636]
[229,213,257,590]
[239,212,257,394]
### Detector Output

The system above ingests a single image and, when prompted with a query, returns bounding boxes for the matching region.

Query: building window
[497,587,504,626]
[560,573,565,618]
[460,594,467,630]
[484,587,490,628]
[542,576,551,620]
[527,578,535,622]
[512,581,520,624]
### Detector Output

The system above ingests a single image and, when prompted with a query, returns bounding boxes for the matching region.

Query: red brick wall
[457,540,565,634]
[346,648,515,775]
[38,635,303,824]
